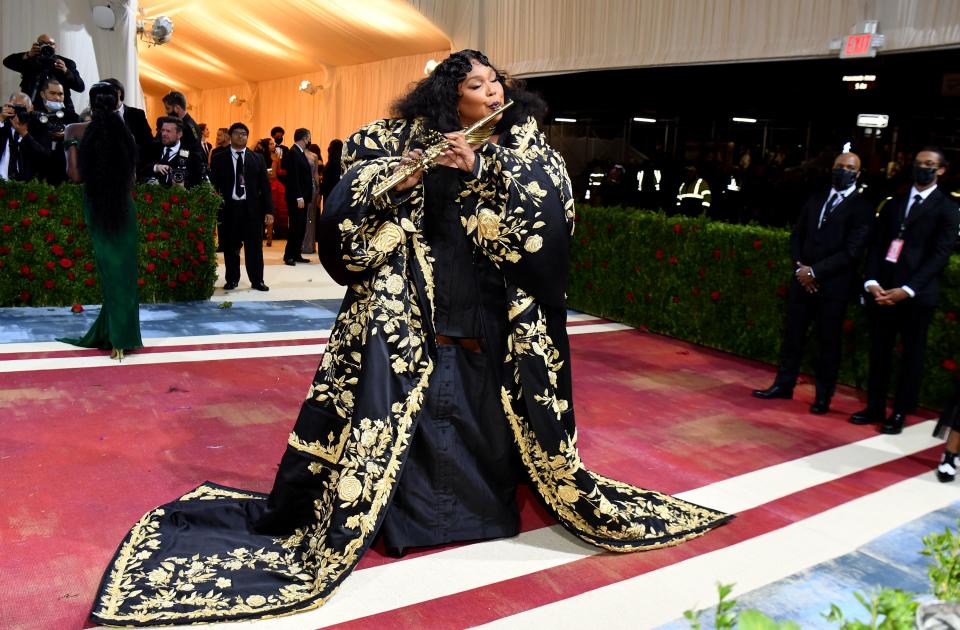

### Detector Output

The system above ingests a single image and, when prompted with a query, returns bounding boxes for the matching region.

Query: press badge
[886,238,904,263]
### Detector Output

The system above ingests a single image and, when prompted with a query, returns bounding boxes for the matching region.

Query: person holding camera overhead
[139,116,205,188]
[0,92,51,181]
[3,34,85,112]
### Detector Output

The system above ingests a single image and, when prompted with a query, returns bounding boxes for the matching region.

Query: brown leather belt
[436,334,482,353]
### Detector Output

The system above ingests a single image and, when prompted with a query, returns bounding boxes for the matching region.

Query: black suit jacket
[279,144,313,204]
[0,119,51,181]
[864,188,960,306]
[789,189,874,300]
[180,113,201,150]
[3,52,84,111]
[121,106,154,154]
[139,141,205,188]
[210,148,274,219]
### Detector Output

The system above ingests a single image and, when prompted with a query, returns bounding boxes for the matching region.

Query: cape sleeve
[318,118,423,286]
[459,116,576,307]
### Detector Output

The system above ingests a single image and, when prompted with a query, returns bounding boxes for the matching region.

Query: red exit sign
[840,33,875,58]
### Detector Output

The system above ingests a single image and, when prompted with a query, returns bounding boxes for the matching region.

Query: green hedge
[0,180,220,307]
[567,206,960,407]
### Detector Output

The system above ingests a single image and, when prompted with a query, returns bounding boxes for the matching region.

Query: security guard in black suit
[753,152,873,414]
[850,147,960,434]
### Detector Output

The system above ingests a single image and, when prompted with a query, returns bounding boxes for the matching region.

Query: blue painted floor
[0,299,344,343]
[658,500,960,629]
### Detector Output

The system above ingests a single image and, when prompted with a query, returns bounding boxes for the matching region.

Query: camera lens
[39,44,55,58]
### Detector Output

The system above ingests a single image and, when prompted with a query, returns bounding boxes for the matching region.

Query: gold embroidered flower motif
[246,595,267,608]
[526,180,548,198]
[370,221,405,252]
[337,475,363,502]
[523,234,543,253]
[391,356,408,374]
[557,484,580,503]
[146,568,170,585]
[477,209,501,240]
[360,429,376,447]
[216,577,232,588]
[384,274,405,295]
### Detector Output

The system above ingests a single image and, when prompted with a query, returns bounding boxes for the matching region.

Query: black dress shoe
[252,282,270,292]
[284,259,296,266]
[295,256,310,263]
[937,451,958,482]
[879,413,906,435]
[810,399,831,415]
[223,281,238,290]
[752,384,793,400]
[849,408,883,425]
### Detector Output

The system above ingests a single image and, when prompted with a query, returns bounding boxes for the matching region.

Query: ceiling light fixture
[732,117,757,123]
[633,117,656,123]
[137,15,174,46]
[298,80,321,95]
[228,94,247,105]
[555,117,577,123]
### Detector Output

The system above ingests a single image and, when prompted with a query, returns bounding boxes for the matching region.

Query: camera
[170,168,186,185]
[37,42,56,69]
[35,110,65,136]
[10,104,29,123]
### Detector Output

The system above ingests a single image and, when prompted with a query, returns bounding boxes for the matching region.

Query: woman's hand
[393,149,425,192]
[435,132,477,173]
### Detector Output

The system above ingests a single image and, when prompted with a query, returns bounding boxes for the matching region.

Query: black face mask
[831,167,857,190]
[913,165,938,186]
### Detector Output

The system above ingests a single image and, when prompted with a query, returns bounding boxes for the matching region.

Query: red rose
[712,249,722,260]
[2,224,11,232]
[743,268,753,277]
[21,216,31,225]
[51,244,65,256]
[22,242,33,251]
[626,291,635,302]
[47,194,57,203]
[19,265,30,275]
[137,278,145,286]
[697,267,705,278]
[177,272,188,282]
[71,303,83,313]
[0,246,7,254]
[159,250,170,259]
[161,202,171,211]
[67,272,75,280]
[146,232,156,241]
[159,231,170,240]
[59,258,74,268]
[159,272,168,280]
[84,278,95,286]
[843,319,854,332]
[170,195,180,203]
[45,232,55,242]
[167,280,177,288]
[46,261,56,270]
[753,239,762,249]
[655,249,665,260]
[182,209,191,218]
[673,223,682,234]
[947,312,957,322]
[151,217,159,226]
[38,208,49,216]
[9,200,20,209]
[710,291,721,301]
[172,257,181,266]
[672,296,681,304]
[199,255,207,262]
[72,247,83,257]
[26,191,38,202]
[669,256,678,265]
[19,291,29,302]
[84,262,94,271]
[44,279,55,289]
[67,235,75,243]
[149,248,158,257]
[944,359,958,371]
[143,193,153,203]
[146,262,156,272]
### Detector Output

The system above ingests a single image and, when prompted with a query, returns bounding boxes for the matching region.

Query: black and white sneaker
[937,451,958,483]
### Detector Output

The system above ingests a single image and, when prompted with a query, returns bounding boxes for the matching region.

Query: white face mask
[44,100,64,111]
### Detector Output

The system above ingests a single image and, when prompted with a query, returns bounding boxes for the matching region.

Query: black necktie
[819,193,840,228]
[234,151,245,198]
[8,129,21,179]
[906,193,923,220]
[163,147,173,163]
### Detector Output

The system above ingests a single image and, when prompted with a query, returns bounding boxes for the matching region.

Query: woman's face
[457,60,504,127]
[267,138,276,152]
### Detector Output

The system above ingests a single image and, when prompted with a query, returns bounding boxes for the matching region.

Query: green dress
[59,194,143,351]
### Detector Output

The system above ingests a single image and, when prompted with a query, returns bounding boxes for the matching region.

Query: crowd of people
[1,33,346,293]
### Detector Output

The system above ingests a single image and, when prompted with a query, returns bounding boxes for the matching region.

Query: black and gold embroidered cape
[89,116,730,626]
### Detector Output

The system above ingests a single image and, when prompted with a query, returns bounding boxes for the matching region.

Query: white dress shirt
[0,123,14,181]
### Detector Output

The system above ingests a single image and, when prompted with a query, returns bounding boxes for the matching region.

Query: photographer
[33,77,78,184]
[0,92,51,181]
[3,34,85,112]
[140,116,204,188]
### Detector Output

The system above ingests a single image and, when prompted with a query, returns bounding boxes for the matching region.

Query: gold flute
[372,100,514,199]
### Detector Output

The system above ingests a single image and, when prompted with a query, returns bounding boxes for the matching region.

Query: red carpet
[0,328,934,629]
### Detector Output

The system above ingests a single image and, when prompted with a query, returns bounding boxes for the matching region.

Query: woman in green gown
[58,82,142,360]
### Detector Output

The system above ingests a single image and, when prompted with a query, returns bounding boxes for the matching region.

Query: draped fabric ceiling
[134,0,960,152]
[138,0,451,149]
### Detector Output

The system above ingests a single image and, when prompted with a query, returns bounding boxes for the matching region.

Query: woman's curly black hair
[79,82,137,233]
[392,49,546,134]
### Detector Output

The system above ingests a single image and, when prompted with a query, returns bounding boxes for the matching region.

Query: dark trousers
[774,282,848,398]
[283,203,306,261]
[866,300,936,414]
[221,199,264,285]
